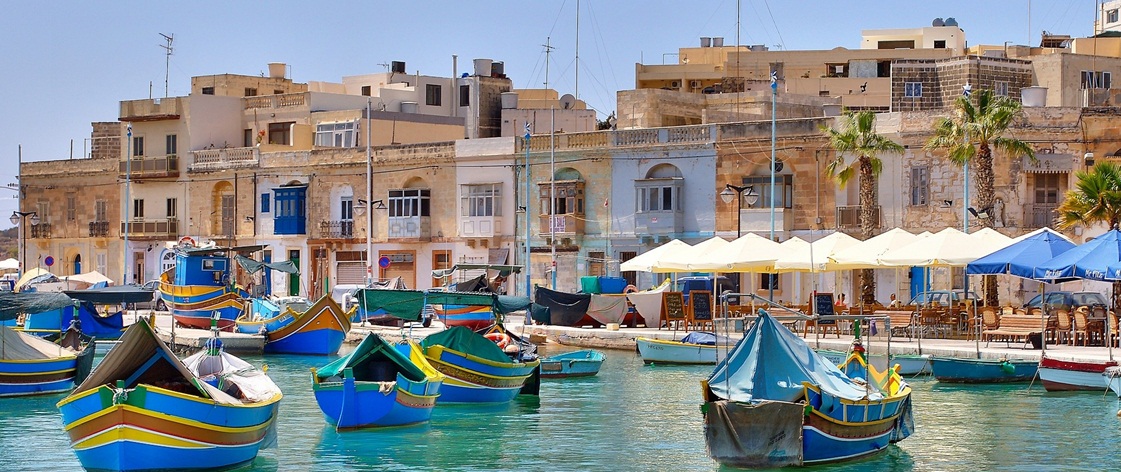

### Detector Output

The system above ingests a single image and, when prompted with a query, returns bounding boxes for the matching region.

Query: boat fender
[624,285,638,294]
[485,332,511,349]
[999,360,1015,374]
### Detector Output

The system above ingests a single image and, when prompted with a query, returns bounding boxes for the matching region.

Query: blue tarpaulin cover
[681,332,735,346]
[706,311,872,403]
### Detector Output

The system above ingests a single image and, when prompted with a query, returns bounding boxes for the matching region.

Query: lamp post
[10,211,39,277]
[353,198,386,282]
[720,184,758,238]
[364,98,373,287]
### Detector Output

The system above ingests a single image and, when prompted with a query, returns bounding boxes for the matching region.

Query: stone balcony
[190,147,259,171]
[119,154,179,178]
[119,97,183,122]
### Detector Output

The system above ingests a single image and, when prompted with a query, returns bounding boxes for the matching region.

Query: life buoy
[484,332,511,349]
[624,284,638,294]
[178,236,196,248]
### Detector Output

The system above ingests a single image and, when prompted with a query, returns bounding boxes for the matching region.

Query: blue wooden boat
[0,292,95,397]
[539,350,605,378]
[702,313,914,467]
[312,333,443,429]
[162,245,253,330]
[57,320,282,471]
[236,295,353,355]
[420,326,540,403]
[931,356,1038,383]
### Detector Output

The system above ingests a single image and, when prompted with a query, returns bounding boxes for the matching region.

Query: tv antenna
[378,62,391,72]
[159,33,174,98]
[542,37,554,89]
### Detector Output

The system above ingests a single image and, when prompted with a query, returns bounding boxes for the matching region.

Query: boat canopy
[357,289,529,322]
[64,285,154,305]
[315,333,427,382]
[706,311,874,403]
[421,326,509,364]
[234,255,299,275]
[431,264,522,280]
[0,292,75,321]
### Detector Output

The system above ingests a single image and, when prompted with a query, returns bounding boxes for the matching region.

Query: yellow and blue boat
[161,244,261,330]
[57,320,282,471]
[236,295,354,355]
[701,312,914,467]
[420,326,539,404]
[0,292,95,397]
[312,333,443,429]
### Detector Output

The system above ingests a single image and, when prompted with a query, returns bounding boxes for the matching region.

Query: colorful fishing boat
[312,333,443,429]
[1103,366,1121,397]
[0,292,96,397]
[636,332,731,365]
[1038,355,1117,391]
[236,294,353,355]
[161,244,259,330]
[930,356,1038,383]
[57,320,282,472]
[420,326,539,403]
[701,313,914,467]
[430,264,523,330]
[539,350,605,378]
[816,349,931,376]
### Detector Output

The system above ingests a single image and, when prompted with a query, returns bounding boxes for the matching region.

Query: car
[907,290,980,307]
[129,280,167,311]
[1023,291,1108,313]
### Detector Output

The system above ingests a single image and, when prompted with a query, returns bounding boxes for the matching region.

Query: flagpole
[769,70,777,302]
[524,123,532,322]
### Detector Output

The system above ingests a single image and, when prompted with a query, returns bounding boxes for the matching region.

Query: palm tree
[1055,162,1121,309]
[925,89,1034,307]
[822,111,904,306]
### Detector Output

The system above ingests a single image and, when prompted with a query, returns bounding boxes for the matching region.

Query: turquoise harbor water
[4,345,1121,471]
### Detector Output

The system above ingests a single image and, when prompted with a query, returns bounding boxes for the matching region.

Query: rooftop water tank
[473,58,493,77]
[1022,87,1047,107]
[401,101,418,113]
[268,62,286,79]
[500,92,518,109]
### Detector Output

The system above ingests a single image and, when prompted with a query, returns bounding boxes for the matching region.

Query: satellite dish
[559,94,576,110]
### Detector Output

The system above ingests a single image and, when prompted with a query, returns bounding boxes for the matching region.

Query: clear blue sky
[0,1,1094,227]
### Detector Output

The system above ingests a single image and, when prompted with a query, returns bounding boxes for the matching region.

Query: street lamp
[10,211,40,276]
[720,184,758,238]
[353,198,386,286]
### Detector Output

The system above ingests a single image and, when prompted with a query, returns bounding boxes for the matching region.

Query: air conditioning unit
[690,80,702,88]
[670,80,680,88]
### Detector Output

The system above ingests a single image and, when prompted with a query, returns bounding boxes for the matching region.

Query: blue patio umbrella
[1034,229,1121,282]
[967,228,1077,281]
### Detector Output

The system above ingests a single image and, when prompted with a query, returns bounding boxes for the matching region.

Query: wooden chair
[1073,309,1094,346]
[980,309,1000,341]
[919,309,948,338]
[1110,311,1120,348]
[1055,309,1072,345]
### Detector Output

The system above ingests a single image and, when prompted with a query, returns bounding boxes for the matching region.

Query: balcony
[119,97,183,122]
[88,221,109,237]
[243,93,308,110]
[121,218,179,239]
[388,216,431,240]
[538,214,585,236]
[319,220,355,239]
[1025,203,1057,229]
[30,223,51,239]
[836,205,882,230]
[190,147,259,171]
[119,154,179,179]
[634,210,683,235]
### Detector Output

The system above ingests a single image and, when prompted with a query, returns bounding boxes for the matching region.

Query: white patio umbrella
[969,227,1014,250]
[827,228,923,270]
[878,227,1011,268]
[774,232,861,272]
[650,236,730,272]
[688,233,784,273]
[0,258,19,271]
[619,239,690,272]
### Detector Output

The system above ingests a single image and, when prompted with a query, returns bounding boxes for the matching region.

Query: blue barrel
[598,276,627,294]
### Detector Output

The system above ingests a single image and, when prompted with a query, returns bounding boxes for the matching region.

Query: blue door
[909,266,928,301]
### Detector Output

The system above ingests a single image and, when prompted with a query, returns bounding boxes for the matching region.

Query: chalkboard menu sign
[663,292,686,321]
[690,291,713,321]
[814,293,836,324]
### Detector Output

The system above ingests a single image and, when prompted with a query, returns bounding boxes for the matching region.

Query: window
[459,85,470,106]
[1110,9,1119,23]
[540,181,585,215]
[244,129,253,147]
[425,84,442,106]
[361,85,371,96]
[1082,70,1112,90]
[904,82,922,98]
[244,87,257,97]
[1034,174,1061,205]
[268,122,292,145]
[910,166,930,205]
[132,136,144,156]
[741,175,793,209]
[133,199,145,219]
[760,273,779,291]
[314,121,358,147]
[934,40,946,49]
[201,87,214,95]
[274,89,284,95]
[261,193,271,213]
[995,81,1009,97]
[166,198,177,218]
[273,187,307,235]
[95,200,107,222]
[461,184,501,217]
[341,197,354,221]
[166,134,177,156]
[1101,71,1112,90]
[389,189,431,217]
[66,194,76,221]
